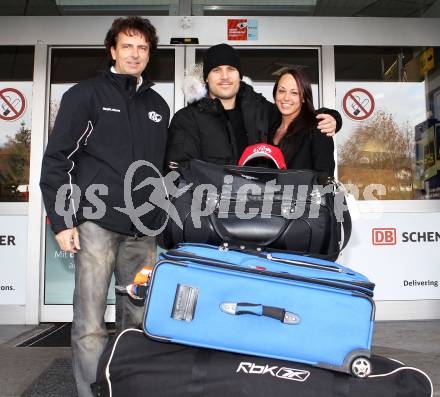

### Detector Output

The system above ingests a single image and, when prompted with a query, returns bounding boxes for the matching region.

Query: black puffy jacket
[40,70,170,235]
[166,81,341,168]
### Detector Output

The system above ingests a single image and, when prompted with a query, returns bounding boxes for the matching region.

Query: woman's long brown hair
[272,68,316,158]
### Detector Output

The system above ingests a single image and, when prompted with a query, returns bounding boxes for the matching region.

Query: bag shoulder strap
[340,195,352,251]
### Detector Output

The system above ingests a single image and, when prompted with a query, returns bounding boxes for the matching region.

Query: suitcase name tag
[220,302,300,325]
[172,284,199,322]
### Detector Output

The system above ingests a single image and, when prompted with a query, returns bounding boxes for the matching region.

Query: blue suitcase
[142,243,375,377]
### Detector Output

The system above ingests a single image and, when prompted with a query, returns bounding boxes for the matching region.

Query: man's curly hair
[104,16,158,64]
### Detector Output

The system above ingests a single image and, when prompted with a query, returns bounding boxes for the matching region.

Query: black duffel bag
[92,328,433,397]
[160,159,351,260]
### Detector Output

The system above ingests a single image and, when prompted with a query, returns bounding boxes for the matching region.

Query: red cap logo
[238,144,287,169]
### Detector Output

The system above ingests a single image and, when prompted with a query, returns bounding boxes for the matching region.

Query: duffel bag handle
[220,302,300,324]
[208,212,292,247]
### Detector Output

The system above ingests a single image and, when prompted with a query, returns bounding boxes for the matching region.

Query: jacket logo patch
[102,107,121,113]
[148,111,162,123]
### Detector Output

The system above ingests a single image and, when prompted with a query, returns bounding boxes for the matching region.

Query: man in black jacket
[40,17,169,397]
[167,43,341,168]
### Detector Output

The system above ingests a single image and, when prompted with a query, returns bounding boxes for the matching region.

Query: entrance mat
[21,358,77,397]
[17,323,115,347]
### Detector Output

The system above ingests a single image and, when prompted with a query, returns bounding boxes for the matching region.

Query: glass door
[40,45,321,321]
[0,46,34,309]
[41,46,178,321]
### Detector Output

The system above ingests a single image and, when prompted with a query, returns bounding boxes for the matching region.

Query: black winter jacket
[166,81,341,168]
[267,126,335,176]
[40,70,170,235]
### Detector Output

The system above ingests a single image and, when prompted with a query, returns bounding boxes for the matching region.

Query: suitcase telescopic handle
[220,302,300,324]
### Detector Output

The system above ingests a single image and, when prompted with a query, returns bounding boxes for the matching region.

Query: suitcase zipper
[262,253,374,290]
[178,243,345,274]
[169,244,374,291]
[265,253,342,273]
[162,250,374,297]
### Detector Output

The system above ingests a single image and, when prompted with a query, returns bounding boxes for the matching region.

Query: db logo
[372,228,397,245]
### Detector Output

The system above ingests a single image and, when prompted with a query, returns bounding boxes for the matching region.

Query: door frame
[0,16,439,323]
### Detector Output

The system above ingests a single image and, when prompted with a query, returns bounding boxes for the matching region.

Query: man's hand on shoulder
[55,227,81,254]
[316,113,337,137]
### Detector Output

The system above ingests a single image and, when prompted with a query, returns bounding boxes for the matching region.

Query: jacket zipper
[127,85,138,236]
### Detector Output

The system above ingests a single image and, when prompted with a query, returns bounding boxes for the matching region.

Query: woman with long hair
[269,68,335,176]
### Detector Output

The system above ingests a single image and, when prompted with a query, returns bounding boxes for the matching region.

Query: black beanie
[203,43,242,81]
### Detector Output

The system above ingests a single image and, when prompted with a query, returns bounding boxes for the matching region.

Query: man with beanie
[40,17,169,396]
[166,43,341,168]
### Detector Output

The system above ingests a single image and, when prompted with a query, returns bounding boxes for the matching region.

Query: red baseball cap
[238,143,287,169]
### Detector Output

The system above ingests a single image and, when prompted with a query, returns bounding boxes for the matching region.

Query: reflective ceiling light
[55,0,179,15]
[192,0,317,16]
[55,0,176,5]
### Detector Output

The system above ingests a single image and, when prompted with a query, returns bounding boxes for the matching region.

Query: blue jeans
[71,221,156,397]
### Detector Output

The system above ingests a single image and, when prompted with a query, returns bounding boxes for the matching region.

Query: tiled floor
[0,320,438,396]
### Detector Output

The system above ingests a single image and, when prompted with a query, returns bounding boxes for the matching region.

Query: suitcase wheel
[351,356,372,378]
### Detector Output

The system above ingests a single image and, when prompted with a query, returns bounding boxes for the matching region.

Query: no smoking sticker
[342,88,375,121]
[0,88,26,121]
